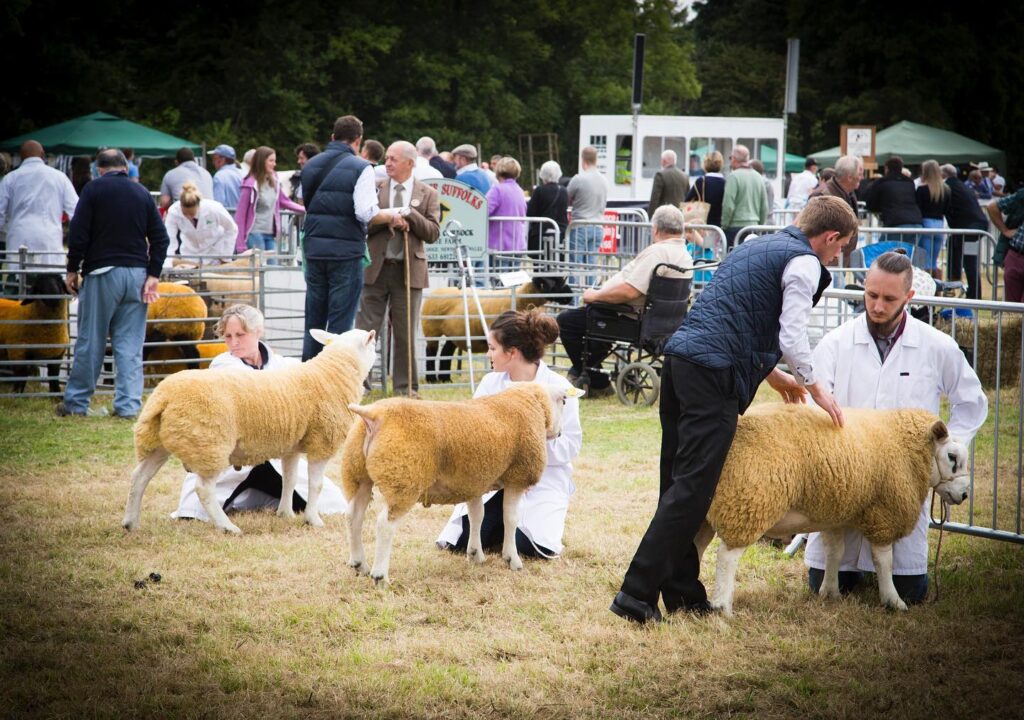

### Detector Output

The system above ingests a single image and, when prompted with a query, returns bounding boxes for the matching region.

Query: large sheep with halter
[695,403,971,614]
[0,274,69,393]
[123,327,376,534]
[341,382,582,584]
[422,275,571,382]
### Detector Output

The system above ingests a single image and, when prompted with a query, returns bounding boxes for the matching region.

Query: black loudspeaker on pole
[631,33,646,113]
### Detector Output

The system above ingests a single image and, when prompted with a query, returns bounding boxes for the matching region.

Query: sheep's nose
[961,492,968,502]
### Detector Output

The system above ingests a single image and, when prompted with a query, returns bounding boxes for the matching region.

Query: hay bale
[938,314,1021,389]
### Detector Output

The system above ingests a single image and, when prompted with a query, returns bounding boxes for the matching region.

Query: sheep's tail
[134,388,170,460]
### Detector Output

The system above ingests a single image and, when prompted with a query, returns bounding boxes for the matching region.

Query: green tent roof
[807,120,1005,169]
[758,145,806,174]
[0,111,202,158]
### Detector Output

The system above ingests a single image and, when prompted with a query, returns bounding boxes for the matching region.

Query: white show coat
[170,344,348,520]
[0,157,78,267]
[164,199,238,261]
[804,313,987,574]
[436,363,583,555]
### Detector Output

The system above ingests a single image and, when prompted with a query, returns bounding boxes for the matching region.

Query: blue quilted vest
[301,141,369,261]
[664,226,831,412]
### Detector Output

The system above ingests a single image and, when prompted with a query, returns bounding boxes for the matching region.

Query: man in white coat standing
[804,250,987,603]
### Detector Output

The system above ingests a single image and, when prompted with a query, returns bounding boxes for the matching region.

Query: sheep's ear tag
[566,387,586,398]
[309,328,335,346]
[499,270,530,288]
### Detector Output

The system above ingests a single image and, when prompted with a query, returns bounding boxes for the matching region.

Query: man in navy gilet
[610,196,858,624]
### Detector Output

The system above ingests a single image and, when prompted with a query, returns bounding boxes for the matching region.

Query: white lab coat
[0,157,78,268]
[170,344,348,520]
[164,199,238,261]
[804,313,987,574]
[435,363,583,555]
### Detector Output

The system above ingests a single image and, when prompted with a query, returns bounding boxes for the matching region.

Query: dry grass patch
[1,391,1022,719]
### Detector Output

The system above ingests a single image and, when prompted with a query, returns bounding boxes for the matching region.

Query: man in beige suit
[356,140,440,396]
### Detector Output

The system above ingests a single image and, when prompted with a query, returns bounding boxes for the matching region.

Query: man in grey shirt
[567,146,608,288]
[159,147,214,210]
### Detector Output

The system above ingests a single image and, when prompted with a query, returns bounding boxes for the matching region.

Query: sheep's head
[22,274,68,311]
[928,420,970,505]
[528,275,572,302]
[513,383,584,439]
[309,328,377,378]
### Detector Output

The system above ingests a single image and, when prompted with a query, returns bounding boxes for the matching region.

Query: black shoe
[610,591,663,624]
[55,402,86,417]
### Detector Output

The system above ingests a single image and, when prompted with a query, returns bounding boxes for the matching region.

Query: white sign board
[422,179,488,262]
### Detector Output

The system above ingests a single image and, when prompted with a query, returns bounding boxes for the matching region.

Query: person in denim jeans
[567,146,608,290]
[234,146,304,265]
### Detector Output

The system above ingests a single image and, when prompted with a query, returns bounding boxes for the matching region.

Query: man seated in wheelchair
[557,205,694,397]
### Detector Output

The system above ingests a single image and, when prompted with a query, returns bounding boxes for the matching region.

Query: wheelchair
[577,263,693,406]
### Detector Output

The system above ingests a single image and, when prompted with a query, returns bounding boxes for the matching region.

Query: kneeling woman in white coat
[435,308,583,558]
[170,304,348,521]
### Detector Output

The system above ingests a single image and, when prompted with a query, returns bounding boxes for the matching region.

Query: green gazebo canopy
[807,120,1005,169]
[0,111,202,158]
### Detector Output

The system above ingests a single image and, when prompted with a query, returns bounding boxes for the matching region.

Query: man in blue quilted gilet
[611,195,856,624]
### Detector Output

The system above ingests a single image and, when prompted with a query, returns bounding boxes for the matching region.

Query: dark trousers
[555,306,616,389]
[302,257,365,361]
[620,355,739,611]
[449,491,553,559]
[946,231,982,300]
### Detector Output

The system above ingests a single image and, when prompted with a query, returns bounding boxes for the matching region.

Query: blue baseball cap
[208,144,236,161]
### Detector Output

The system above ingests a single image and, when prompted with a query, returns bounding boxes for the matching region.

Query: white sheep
[341,383,582,584]
[123,328,376,534]
[694,403,970,614]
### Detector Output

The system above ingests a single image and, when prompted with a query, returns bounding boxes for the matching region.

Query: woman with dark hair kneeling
[436,308,583,558]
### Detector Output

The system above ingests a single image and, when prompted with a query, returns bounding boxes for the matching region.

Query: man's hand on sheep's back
[766,368,807,405]
[806,381,845,428]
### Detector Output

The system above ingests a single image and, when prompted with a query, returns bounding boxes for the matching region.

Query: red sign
[599,210,619,254]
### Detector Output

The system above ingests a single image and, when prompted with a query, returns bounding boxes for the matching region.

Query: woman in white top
[171,304,347,521]
[164,181,237,263]
[436,308,583,558]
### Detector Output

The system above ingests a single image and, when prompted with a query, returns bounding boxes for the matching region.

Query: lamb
[0,274,69,393]
[144,282,210,365]
[422,275,571,382]
[143,341,226,385]
[695,403,971,615]
[123,327,377,535]
[341,383,581,584]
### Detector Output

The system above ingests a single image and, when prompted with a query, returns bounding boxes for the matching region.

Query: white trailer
[578,114,786,207]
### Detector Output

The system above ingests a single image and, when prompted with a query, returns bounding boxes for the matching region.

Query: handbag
[681,179,712,246]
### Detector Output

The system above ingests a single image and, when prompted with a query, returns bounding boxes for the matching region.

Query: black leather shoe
[610,591,663,624]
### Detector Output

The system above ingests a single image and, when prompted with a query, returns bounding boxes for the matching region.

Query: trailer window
[641,136,687,179]
[614,135,633,185]
[738,137,780,179]
[690,137,733,175]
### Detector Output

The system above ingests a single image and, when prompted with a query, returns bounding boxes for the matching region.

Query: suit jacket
[364,177,440,289]
[648,166,690,216]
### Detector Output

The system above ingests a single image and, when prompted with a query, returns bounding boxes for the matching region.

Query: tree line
[4,0,1021,180]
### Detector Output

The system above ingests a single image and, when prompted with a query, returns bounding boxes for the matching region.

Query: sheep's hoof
[883,597,908,612]
[350,561,369,576]
[276,508,296,520]
[371,573,389,586]
[220,523,243,535]
[504,555,524,571]
[122,519,138,532]
[467,548,486,564]
[818,585,841,600]
[304,513,324,528]
[710,600,732,617]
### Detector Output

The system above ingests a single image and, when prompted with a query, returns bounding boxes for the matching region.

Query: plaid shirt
[996,188,1024,253]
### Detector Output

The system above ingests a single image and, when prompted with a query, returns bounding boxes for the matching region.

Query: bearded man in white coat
[804,250,987,603]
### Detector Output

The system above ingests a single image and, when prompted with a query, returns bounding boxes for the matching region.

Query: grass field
[1,389,1022,719]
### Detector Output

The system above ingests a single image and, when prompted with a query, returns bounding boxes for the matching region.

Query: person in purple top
[486,157,527,272]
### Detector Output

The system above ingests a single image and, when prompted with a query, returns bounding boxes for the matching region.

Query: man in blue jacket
[610,196,855,624]
[58,149,169,419]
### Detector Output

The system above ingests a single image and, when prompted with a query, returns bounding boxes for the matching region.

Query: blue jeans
[64,267,148,417]
[568,224,603,290]
[807,567,928,605]
[247,232,277,265]
[917,217,945,271]
[302,257,364,360]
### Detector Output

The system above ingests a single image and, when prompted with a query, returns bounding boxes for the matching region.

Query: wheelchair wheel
[615,361,660,407]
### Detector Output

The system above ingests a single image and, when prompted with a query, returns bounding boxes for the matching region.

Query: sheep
[123,327,377,535]
[422,275,571,382]
[341,383,581,584]
[0,274,69,393]
[144,282,210,365]
[143,341,227,386]
[694,403,971,615]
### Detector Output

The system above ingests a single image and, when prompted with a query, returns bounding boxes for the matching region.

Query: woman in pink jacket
[486,156,527,272]
[234,146,304,261]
